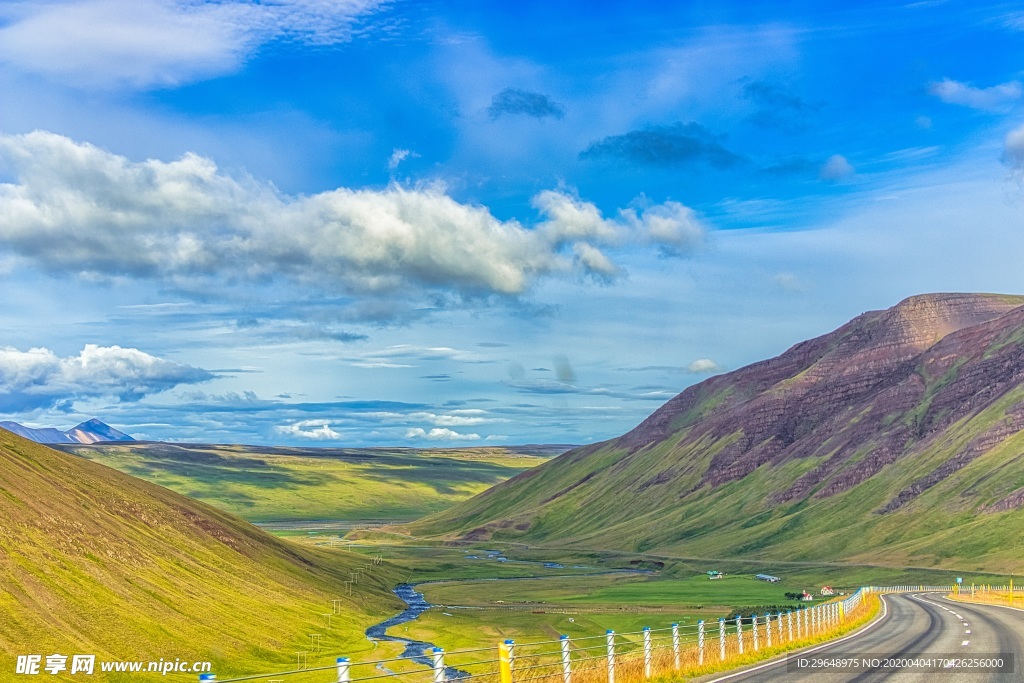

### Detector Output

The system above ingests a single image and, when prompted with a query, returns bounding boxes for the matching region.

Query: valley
[7,293,1024,681]
[55,442,560,523]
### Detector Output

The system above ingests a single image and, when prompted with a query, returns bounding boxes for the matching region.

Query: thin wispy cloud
[0,0,391,88]
[928,78,1022,111]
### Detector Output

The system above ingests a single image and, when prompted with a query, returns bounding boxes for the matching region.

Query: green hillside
[413,294,1024,572]
[56,442,557,523]
[0,430,403,680]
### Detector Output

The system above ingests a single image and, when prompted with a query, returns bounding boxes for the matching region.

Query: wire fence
[200,587,891,683]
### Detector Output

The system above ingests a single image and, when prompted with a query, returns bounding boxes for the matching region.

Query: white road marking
[965,630,971,634]
[962,640,970,646]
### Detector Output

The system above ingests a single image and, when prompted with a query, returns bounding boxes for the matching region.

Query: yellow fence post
[499,641,512,683]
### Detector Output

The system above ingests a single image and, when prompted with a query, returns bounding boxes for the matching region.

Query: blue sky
[1,0,1023,446]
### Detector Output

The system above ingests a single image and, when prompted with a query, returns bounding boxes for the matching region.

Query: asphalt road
[701,593,1024,682]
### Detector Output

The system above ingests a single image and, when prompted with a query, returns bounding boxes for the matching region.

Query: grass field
[58,442,558,523]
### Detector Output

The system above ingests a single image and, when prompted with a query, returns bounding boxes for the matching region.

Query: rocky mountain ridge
[415,293,1024,570]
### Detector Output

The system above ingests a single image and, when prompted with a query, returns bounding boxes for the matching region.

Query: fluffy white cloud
[0,344,212,411]
[405,427,481,441]
[819,154,854,181]
[275,420,342,440]
[621,201,706,255]
[0,0,388,88]
[685,358,722,374]
[1003,124,1024,171]
[0,132,701,311]
[407,410,499,427]
[928,78,1023,111]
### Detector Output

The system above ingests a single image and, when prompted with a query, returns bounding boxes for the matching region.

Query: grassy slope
[413,301,1024,572]
[56,443,556,523]
[0,430,404,679]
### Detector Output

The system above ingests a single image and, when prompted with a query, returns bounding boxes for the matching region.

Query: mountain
[415,293,1024,571]
[0,429,400,679]
[0,418,133,444]
[63,418,134,444]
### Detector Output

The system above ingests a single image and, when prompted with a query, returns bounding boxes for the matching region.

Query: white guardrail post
[560,635,571,683]
[606,630,615,683]
[787,611,793,642]
[337,657,350,683]
[776,611,783,642]
[736,616,743,655]
[752,615,759,651]
[431,648,446,683]
[764,613,772,648]
[697,620,705,665]
[672,623,680,670]
[719,618,726,661]
[643,627,652,678]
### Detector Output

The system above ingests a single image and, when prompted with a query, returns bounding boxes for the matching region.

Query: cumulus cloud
[580,122,742,168]
[819,154,855,181]
[1002,124,1024,171]
[0,132,682,306]
[488,88,565,120]
[685,358,723,374]
[928,78,1022,111]
[275,420,342,440]
[621,201,706,256]
[408,410,497,427]
[0,344,212,411]
[405,427,481,441]
[0,0,389,88]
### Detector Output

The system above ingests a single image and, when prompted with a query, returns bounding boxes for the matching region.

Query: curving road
[701,593,1024,682]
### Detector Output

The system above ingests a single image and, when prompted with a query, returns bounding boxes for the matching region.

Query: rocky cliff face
[418,293,1024,569]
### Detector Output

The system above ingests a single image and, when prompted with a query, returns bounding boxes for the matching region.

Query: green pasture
[419,573,814,610]
[398,608,709,656]
[59,442,554,522]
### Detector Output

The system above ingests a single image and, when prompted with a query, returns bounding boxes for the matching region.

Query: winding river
[364,559,652,677]
[364,583,470,679]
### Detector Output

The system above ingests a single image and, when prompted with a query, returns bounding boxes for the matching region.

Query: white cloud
[275,420,341,440]
[405,427,481,441]
[0,0,388,89]
[407,411,501,427]
[0,132,699,309]
[621,201,707,255]
[819,154,854,181]
[0,344,212,411]
[1003,124,1024,171]
[387,148,418,171]
[685,358,722,374]
[928,78,1023,111]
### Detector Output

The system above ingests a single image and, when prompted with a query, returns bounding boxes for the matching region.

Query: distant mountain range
[0,418,134,444]
[416,293,1024,571]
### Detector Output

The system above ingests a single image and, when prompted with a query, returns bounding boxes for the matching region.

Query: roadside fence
[199,592,879,683]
